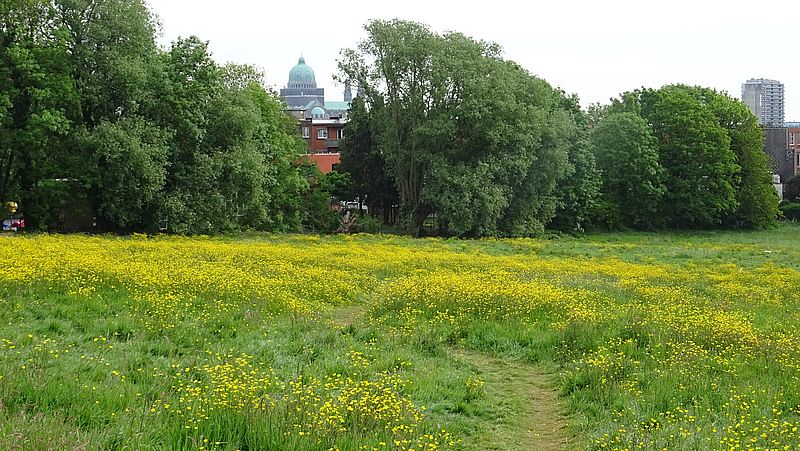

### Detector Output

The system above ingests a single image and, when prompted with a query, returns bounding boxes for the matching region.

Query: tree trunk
[0,148,14,200]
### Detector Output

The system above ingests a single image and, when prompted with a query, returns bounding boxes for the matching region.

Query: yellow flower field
[0,229,799,449]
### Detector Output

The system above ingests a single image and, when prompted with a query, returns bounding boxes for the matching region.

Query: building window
[317,129,328,140]
[337,129,344,139]
[302,126,310,138]
[791,132,795,146]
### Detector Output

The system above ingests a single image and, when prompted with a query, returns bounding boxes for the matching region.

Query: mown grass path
[329,304,368,328]
[329,304,569,450]
[451,350,569,451]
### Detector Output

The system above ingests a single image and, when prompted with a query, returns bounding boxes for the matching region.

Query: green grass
[0,226,799,449]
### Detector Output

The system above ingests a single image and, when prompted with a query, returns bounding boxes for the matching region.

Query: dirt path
[451,349,570,451]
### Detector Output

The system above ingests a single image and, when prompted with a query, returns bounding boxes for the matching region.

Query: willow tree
[339,19,576,237]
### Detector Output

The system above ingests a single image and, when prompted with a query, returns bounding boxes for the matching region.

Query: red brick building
[789,125,800,174]
[280,57,352,174]
[765,125,800,196]
[297,109,346,173]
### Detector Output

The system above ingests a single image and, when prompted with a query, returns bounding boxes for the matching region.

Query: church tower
[343,80,353,103]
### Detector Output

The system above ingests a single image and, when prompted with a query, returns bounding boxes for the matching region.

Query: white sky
[147,0,800,120]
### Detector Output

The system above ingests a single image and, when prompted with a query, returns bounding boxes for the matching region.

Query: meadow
[1,227,799,450]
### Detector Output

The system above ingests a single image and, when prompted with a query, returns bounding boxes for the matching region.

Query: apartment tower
[742,78,785,127]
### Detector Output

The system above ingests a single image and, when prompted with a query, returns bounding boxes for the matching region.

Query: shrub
[779,201,800,221]
[355,215,383,234]
[784,176,800,203]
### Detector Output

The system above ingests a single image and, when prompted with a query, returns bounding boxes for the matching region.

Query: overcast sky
[147,0,799,121]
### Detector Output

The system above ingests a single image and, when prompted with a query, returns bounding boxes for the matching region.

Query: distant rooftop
[325,101,351,111]
[745,78,783,84]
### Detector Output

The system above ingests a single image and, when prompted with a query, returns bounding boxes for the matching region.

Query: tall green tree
[0,0,78,212]
[549,93,602,233]
[591,112,665,229]
[84,117,168,228]
[2,1,310,233]
[652,88,737,228]
[699,88,778,228]
[1,0,167,229]
[242,79,308,232]
[339,20,574,237]
[339,20,439,233]
[339,95,398,223]
[610,85,776,229]
[151,36,223,233]
[614,86,739,228]
[153,38,307,233]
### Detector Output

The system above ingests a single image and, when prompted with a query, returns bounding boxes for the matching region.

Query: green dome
[311,106,326,118]
[288,56,316,87]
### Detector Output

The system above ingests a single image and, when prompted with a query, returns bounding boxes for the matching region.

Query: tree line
[1,0,337,234]
[339,20,778,236]
[1,4,778,236]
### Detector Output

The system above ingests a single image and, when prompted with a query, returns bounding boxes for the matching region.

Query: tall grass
[0,227,799,449]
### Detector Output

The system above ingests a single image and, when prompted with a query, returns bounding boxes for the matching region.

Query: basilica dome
[288,56,316,89]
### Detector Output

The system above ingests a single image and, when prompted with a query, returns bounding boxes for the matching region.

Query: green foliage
[297,164,339,233]
[323,170,355,201]
[0,0,80,225]
[700,87,778,228]
[587,197,623,231]
[340,20,575,237]
[25,179,72,231]
[779,201,800,221]
[608,86,775,229]
[354,215,383,233]
[549,96,602,233]
[645,86,738,228]
[151,45,308,234]
[591,112,665,229]
[339,96,399,223]
[85,117,168,228]
[607,85,777,230]
[0,3,308,233]
[586,102,608,128]
[339,20,440,233]
[784,176,800,204]
[1,5,777,235]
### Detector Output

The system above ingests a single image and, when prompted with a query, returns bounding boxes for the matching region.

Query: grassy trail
[330,304,569,450]
[451,350,569,451]
[330,304,368,328]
